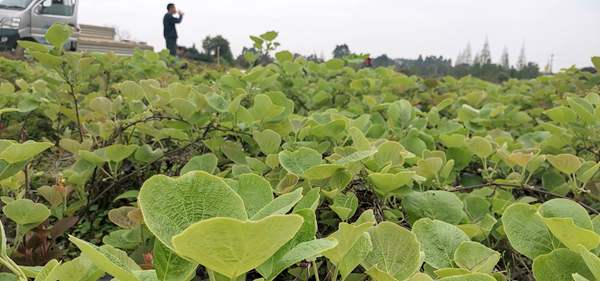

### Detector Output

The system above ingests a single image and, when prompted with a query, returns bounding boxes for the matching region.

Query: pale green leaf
[153,240,197,281]
[138,172,247,250]
[69,236,140,281]
[501,203,558,259]
[453,241,500,274]
[362,222,422,281]
[412,218,469,269]
[251,188,303,220]
[532,249,594,281]
[172,215,303,279]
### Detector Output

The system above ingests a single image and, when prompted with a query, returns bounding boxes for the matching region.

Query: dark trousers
[166,37,177,56]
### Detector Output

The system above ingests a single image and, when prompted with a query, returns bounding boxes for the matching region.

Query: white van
[0,0,79,51]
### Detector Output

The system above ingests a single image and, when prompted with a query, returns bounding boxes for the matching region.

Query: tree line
[179,35,547,83]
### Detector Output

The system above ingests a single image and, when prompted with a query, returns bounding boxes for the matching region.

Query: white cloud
[79,0,600,69]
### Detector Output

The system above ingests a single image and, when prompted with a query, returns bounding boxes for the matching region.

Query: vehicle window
[40,0,75,16]
[0,0,34,10]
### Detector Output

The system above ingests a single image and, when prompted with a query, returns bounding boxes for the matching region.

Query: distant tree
[455,43,472,66]
[478,37,492,65]
[500,46,510,69]
[202,35,234,64]
[517,44,527,70]
[372,54,396,67]
[543,54,554,74]
[514,62,540,79]
[333,44,351,58]
[306,53,324,63]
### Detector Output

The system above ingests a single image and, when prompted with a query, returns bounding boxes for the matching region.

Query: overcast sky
[79,0,600,69]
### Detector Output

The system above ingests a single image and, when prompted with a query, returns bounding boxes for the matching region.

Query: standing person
[163,3,184,56]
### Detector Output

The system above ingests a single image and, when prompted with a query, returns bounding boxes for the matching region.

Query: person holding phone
[163,3,184,56]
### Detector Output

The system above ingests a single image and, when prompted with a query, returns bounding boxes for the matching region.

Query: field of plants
[0,24,599,281]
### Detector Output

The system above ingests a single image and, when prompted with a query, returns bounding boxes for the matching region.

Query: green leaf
[501,203,558,259]
[69,236,140,281]
[0,141,53,164]
[412,218,469,269]
[251,188,303,220]
[222,141,247,164]
[138,172,247,250]
[293,188,321,212]
[275,51,293,62]
[339,233,372,280]
[368,171,414,196]
[365,266,398,281]
[547,154,582,175]
[402,191,466,225]
[278,148,322,176]
[335,149,377,165]
[467,137,494,159]
[303,164,344,180]
[45,23,73,48]
[117,81,145,100]
[575,245,600,281]
[251,94,285,121]
[253,130,282,155]
[134,145,164,164]
[104,144,138,163]
[49,256,104,281]
[34,259,59,281]
[437,273,496,281]
[577,162,600,183]
[267,239,337,281]
[153,240,197,281]
[326,59,345,70]
[330,192,358,221]
[453,241,500,274]
[539,198,593,230]
[592,57,600,70]
[17,40,48,53]
[236,174,274,218]
[542,217,600,251]
[180,154,218,175]
[323,222,374,265]
[362,222,422,281]
[206,93,229,113]
[172,215,303,279]
[2,199,50,226]
[545,106,578,123]
[260,31,278,41]
[532,249,595,281]
[406,273,434,281]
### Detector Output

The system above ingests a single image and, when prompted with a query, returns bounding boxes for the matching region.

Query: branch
[450,182,599,214]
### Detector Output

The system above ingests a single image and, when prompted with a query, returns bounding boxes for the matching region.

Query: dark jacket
[163,13,183,39]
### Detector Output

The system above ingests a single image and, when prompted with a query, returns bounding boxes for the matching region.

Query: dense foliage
[0,24,599,281]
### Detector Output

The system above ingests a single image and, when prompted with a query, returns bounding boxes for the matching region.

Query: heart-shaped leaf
[362,222,422,281]
[532,249,594,281]
[453,241,500,273]
[501,203,559,259]
[3,199,50,226]
[0,141,53,164]
[402,191,466,225]
[253,130,282,155]
[138,172,247,250]
[180,154,218,175]
[45,23,72,48]
[412,218,469,269]
[69,236,140,281]
[547,154,582,175]
[279,148,322,176]
[172,215,304,279]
